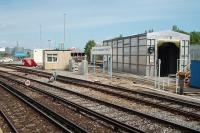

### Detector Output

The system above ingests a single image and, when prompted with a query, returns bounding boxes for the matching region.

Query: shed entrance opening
[158,42,179,77]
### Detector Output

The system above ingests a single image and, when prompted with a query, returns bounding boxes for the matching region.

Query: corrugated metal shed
[190,60,200,88]
[103,30,190,77]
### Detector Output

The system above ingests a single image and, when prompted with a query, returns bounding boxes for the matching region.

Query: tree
[172,25,200,44]
[190,31,200,44]
[84,40,96,61]
[172,25,189,35]
[172,25,178,31]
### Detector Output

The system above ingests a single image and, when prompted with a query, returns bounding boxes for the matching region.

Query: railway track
[1,65,200,117]
[0,71,199,132]
[0,109,18,133]
[0,75,142,133]
[0,80,88,133]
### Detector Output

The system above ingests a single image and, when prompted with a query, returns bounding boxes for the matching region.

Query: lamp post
[48,40,51,50]
[40,25,42,45]
[64,13,66,49]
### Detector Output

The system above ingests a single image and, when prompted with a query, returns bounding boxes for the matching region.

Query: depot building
[103,30,190,77]
[43,50,71,70]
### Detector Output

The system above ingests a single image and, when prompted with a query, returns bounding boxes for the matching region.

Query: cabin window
[47,54,58,62]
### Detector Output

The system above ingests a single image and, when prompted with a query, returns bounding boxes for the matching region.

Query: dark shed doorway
[158,42,180,77]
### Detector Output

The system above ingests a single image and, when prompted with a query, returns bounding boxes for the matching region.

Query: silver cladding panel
[113,48,117,55]
[103,34,147,75]
[113,55,117,62]
[139,39,146,45]
[124,56,130,63]
[118,40,123,47]
[118,56,123,63]
[139,56,147,65]
[131,47,138,55]
[131,38,138,46]
[113,62,117,69]
[118,48,123,55]
[139,46,147,55]
[131,56,137,64]
[138,65,146,75]
[124,46,130,55]
[124,64,130,72]
[118,63,123,70]
[131,65,137,73]
[124,38,130,44]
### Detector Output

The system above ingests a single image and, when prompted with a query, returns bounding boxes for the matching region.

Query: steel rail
[0,73,199,132]
[0,80,88,133]
[0,109,19,133]
[1,65,200,115]
[0,73,144,133]
[3,64,200,108]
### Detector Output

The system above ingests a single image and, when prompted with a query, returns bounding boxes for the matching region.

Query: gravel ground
[2,71,200,132]
[0,113,13,133]
[0,77,117,133]
[3,74,185,132]
[0,85,62,133]
[16,71,200,131]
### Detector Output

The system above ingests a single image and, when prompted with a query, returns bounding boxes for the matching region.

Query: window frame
[46,53,58,63]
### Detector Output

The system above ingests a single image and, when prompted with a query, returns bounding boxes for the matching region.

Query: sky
[0,0,199,49]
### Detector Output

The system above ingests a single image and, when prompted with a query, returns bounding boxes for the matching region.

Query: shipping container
[190,60,200,88]
[103,31,190,77]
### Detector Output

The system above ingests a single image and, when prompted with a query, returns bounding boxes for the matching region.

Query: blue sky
[0,0,199,49]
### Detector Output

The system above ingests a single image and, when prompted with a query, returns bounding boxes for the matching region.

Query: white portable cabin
[103,30,190,77]
[33,49,44,64]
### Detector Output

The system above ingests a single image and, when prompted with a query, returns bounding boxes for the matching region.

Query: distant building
[69,48,85,62]
[14,52,27,58]
[0,47,5,52]
[43,50,71,70]
[4,46,31,59]
[5,47,14,55]
[0,47,5,58]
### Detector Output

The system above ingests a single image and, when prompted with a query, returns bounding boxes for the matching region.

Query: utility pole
[64,13,66,49]
[40,25,42,45]
[48,40,51,50]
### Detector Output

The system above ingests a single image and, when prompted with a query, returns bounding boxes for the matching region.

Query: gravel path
[0,85,62,133]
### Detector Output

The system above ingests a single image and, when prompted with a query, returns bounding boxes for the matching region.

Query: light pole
[48,40,51,50]
[40,25,42,45]
[64,13,66,49]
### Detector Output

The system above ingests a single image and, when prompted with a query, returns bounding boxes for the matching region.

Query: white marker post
[158,59,161,89]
